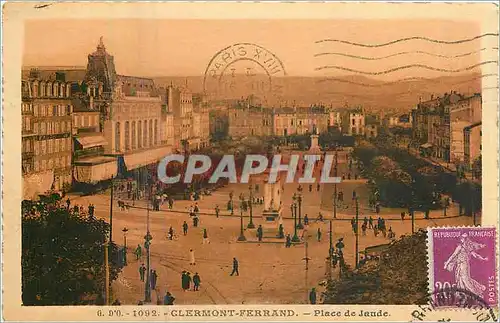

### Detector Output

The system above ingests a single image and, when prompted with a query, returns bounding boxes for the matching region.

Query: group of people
[181,271,201,291]
[138,264,159,291]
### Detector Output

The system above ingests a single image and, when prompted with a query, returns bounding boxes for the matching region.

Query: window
[48,159,53,169]
[124,121,130,150]
[54,139,59,153]
[131,121,136,149]
[149,120,153,147]
[48,140,53,154]
[138,121,142,148]
[41,159,47,170]
[115,122,121,152]
[143,120,148,147]
[154,119,158,145]
[352,119,355,126]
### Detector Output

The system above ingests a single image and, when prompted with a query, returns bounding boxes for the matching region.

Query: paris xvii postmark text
[203,43,286,100]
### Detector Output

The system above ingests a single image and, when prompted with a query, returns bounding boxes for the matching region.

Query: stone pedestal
[260,172,283,238]
[309,134,321,154]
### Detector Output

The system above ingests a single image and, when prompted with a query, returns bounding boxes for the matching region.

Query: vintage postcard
[2,2,499,322]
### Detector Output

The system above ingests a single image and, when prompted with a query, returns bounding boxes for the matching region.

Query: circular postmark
[410,287,498,322]
[203,43,286,103]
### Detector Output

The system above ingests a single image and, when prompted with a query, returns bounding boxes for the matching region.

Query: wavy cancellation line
[314,48,497,60]
[315,33,499,47]
[315,61,497,75]
[316,73,498,87]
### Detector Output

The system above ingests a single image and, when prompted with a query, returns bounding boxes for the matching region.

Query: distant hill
[153,73,482,113]
[22,66,482,113]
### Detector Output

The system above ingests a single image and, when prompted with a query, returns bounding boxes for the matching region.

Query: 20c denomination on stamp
[427,227,498,309]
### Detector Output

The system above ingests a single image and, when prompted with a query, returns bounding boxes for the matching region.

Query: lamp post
[355,196,360,269]
[237,198,247,241]
[292,200,300,243]
[144,178,153,303]
[296,193,304,229]
[247,184,255,229]
[122,227,128,266]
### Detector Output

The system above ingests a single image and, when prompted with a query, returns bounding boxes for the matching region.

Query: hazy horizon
[22,19,489,80]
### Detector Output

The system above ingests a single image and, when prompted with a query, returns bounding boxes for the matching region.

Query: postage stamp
[428,227,498,308]
[2,2,499,322]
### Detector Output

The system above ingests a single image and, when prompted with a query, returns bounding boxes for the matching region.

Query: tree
[472,155,482,179]
[22,202,122,305]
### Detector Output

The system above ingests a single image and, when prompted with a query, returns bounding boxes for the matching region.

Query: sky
[22,19,490,80]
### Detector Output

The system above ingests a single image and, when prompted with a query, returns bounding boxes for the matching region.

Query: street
[69,150,476,305]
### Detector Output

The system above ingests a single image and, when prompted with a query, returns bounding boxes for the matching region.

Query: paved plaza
[68,151,476,305]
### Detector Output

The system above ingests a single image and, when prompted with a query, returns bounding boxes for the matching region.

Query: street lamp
[247,184,255,229]
[122,227,129,266]
[354,196,360,269]
[296,192,304,229]
[237,198,247,241]
[144,177,153,303]
[292,201,300,243]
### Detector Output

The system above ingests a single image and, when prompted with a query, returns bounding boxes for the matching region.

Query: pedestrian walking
[373,225,379,237]
[202,228,210,244]
[352,189,356,200]
[368,216,374,229]
[168,226,174,240]
[401,211,406,220]
[182,221,188,236]
[193,216,199,227]
[309,288,317,304]
[362,222,367,236]
[151,269,158,290]
[164,292,175,305]
[317,228,322,242]
[139,263,146,282]
[194,203,199,214]
[257,225,263,242]
[285,234,292,248]
[303,214,309,225]
[193,272,201,291]
[189,249,196,265]
[215,205,220,218]
[135,244,142,260]
[230,257,239,276]
[335,238,344,256]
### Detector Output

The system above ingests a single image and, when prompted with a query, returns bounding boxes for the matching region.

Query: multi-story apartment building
[22,69,73,199]
[412,92,481,164]
[228,102,274,138]
[341,107,365,136]
[463,122,482,171]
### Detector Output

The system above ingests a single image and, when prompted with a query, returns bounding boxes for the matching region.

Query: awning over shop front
[23,170,54,200]
[75,135,108,149]
[74,156,117,183]
[420,143,433,149]
[124,145,173,171]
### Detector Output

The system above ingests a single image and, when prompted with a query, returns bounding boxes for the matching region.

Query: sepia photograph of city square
[14,7,497,310]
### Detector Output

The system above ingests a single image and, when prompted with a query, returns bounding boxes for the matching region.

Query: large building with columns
[73,38,173,185]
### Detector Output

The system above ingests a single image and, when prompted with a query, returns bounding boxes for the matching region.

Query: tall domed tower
[84,37,117,95]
